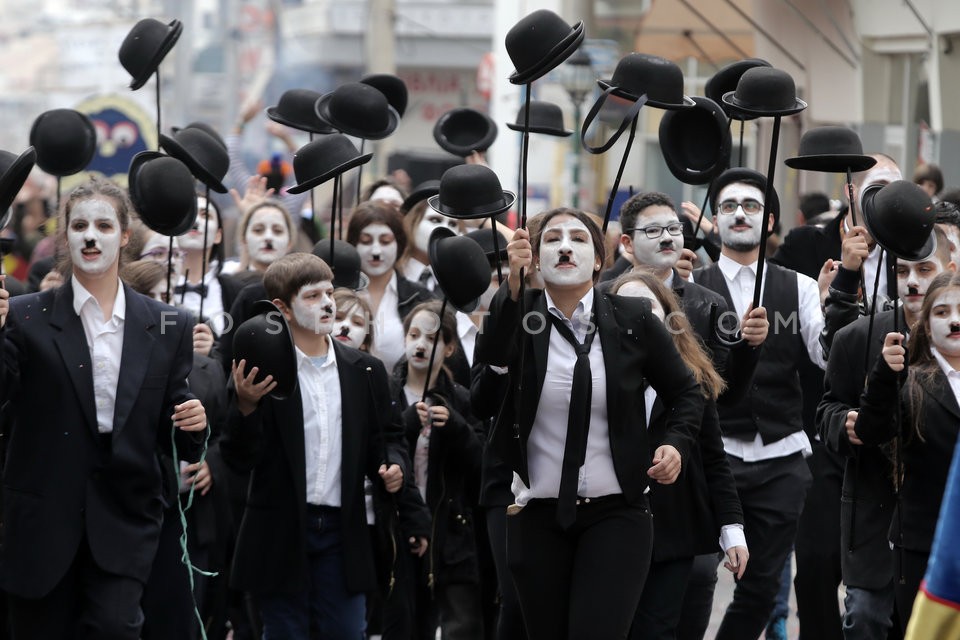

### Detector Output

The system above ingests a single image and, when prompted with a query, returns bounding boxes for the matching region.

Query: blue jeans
[770,552,792,620]
[260,507,366,640]
[842,581,894,640]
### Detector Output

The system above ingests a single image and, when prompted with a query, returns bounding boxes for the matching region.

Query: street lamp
[559,48,593,208]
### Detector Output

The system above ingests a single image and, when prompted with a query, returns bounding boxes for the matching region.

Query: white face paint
[67,198,124,276]
[538,216,597,286]
[291,281,336,335]
[370,185,404,206]
[629,206,682,271]
[245,207,290,267]
[333,302,369,349]
[928,289,960,357]
[178,197,221,251]
[356,223,398,277]
[938,224,960,268]
[614,281,666,321]
[414,212,460,254]
[405,310,445,371]
[858,160,902,196]
[897,257,944,316]
[717,183,766,252]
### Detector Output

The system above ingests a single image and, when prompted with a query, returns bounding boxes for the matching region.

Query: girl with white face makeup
[174,196,231,338]
[856,271,960,634]
[399,200,465,291]
[331,289,373,351]
[237,201,296,273]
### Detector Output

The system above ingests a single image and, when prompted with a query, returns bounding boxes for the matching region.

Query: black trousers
[507,495,653,640]
[893,547,929,636]
[485,507,526,640]
[715,452,811,640]
[8,535,145,640]
[794,442,843,640]
[630,556,694,640]
[676,552,719,640]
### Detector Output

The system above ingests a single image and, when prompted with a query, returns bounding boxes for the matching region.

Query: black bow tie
[174,282,208,297]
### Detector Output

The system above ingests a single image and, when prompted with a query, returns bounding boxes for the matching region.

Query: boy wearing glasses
[693,168,828,640]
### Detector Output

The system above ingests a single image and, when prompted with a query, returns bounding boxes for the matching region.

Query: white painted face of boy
[630,206,682,271]
[291,281,336,335]
[538,217,596,286]
[716,183,765,252]
[67,198,124,276]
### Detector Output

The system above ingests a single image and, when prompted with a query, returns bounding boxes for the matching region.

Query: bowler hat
[709,168,781,224]
[118,18,183,91]
[0,147,37,231]
[598,53,695,109]
[311,239,370,291]
[266,89,336,135]
[428,227,493,313]
[233,300,298,400]
[506,10,584,85]
[784,126,877,173]
[704,58,771,120]
[287,135,373,195]
[428,164,515,220]
[172,121,226,149]
[160,127,229,193]
[315,83,399,140]
[465,228,509,262]
[506,100,572,137]
[861,180,936,261]
[360,73,408,118]
[659,96,731,186]
[722,67,807,118]
[29,109,97,177]
[128,151,198,236]
[433,108,499,157]
[402,180,441,214]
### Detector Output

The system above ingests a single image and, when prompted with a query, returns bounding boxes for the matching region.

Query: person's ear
[272,297,294,322]
[620,233,634,256]
[768,214,776,233]
[444,342,456,359]
[949,260,957,273]
[120,228,131,248]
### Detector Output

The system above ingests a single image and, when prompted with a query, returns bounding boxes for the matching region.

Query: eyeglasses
[718,199,763,215]
[632,223,684,239]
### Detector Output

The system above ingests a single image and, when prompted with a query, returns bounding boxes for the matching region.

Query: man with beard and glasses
[693,169,827,640]
[223,252,408,639]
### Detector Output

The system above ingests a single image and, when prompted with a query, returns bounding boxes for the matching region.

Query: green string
[171,422,217,640]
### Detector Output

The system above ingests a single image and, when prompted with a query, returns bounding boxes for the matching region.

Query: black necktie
[548,311,596,529]
[174,282,208,297]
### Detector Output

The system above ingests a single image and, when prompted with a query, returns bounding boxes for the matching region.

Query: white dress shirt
[513,288,622,506]
[297,336,344,507]
[365,272,405,373]
[73,278,126,434]
[932,347,960,407]
[863,244,889,307]
[177,264,225,335]
[402,257,436,291]
[457,311,479,367]
[715,254,823,461]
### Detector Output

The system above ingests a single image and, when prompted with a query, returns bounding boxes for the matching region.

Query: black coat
[0,282,201,598]
[475,284,704,502]
[220,341,408,595]
[470,361,514,508]
[816,309,899,588]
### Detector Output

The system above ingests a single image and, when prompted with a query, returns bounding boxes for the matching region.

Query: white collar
[931,346,960,377]
[544,286,594,326]
[718,254,760,281]
[295,334,338,370]
[72,276,126,321]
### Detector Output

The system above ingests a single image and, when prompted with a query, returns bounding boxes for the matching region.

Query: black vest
[695,262,805,443]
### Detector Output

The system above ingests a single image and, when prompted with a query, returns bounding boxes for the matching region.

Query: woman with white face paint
[855,271,960,635]
[475,208,704,639]
[385,299,484,640]
[610,271,748,638]
[398,199,465,292]
[0,177,207,638]
[235,200,297,273]
[346,201,437,373]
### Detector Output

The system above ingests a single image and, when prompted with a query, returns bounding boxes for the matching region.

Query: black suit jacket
[0,282,200,598]
[475,284,704,504]
[220,341,407,595]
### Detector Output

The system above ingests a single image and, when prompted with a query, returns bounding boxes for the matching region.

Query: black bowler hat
[861,180,936,261]
[428,227,493,313]
[315,83,399,140]
[784,126,877,173]
[0,147,37,230]
[506,100,572,137]
[401,180,441,214]
[266,89,335,135]
[598,53,695,109]
[709,168,781,224]
[233,300,298,400]
[433,108,499,157]
[704,58,771,120]
[505,9,584,85]
[428,164,515,220]
[659,96,731,186]
[360,73,408,118]
[160,127,229,193]
[287,135,373,195]
[722,67,807,118]
[311,239,370,291]
[172,121,226,149]
[118,18,183,91]
[128,151,198,236]
[465,228,508,262]
[29,109,97,177]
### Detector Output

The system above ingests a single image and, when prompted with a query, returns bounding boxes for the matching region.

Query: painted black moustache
[951,322,960,333]
[908,286,920,296]
[338,325,350,338]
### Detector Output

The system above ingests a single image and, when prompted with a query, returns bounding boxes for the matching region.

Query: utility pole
[367,0,396,179]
